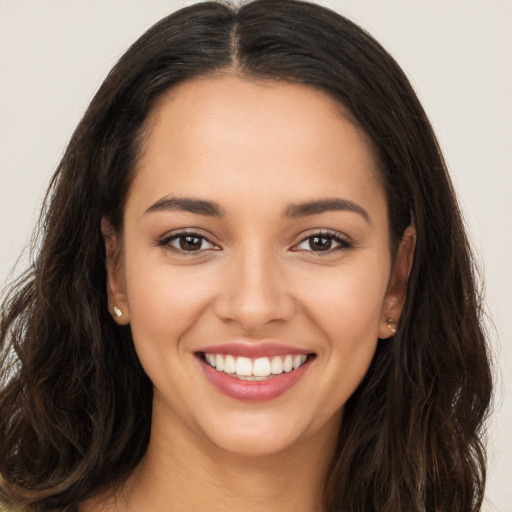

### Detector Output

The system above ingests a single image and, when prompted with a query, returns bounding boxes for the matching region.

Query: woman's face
[106,75,413,457]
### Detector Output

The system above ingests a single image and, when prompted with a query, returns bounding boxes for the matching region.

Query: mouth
[195,348,316,401]
[199,352,313,381]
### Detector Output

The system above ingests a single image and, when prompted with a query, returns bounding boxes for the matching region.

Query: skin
[91,75,415,511]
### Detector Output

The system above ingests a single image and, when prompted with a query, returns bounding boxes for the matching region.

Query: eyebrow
[285,198,371,224]
[145,197,225,217]
[145,195,370,224]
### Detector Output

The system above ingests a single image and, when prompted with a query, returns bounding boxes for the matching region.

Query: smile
[197,347,315,401]
[203,353,309,380]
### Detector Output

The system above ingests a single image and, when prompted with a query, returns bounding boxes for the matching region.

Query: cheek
[125,262,215,344]
[315,286,385,404]
[300,259,390,338]
[300,257,390,387]
[123,261,218,402]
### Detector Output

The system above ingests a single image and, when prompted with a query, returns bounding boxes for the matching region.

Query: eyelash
[157,231,218,254]
[157,229,352,256]
[292,231,352,254]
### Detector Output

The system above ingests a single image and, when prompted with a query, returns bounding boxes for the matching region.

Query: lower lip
[199,356,313,402]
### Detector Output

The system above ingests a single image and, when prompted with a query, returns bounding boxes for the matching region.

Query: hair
[0,1,492,511]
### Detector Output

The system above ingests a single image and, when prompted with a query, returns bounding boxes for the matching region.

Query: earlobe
[101,217,130,325]
[379,226,416,338]
[109,299,129,325]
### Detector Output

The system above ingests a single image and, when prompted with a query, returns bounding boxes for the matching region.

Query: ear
[379,225,416,338]
[101,217,130,325]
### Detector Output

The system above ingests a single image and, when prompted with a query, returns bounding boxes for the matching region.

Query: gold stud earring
[386,318,397,334]
[112,306,123,319]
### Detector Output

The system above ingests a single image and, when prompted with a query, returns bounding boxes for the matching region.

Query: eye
[293,232,351,253]
[158,232,218,253]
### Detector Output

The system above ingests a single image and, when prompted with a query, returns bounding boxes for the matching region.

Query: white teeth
[235,356,253,376]
[253,357,271,377]
[203,352,309,379]
[293,355,306,369]
[271,356,283,375]
[224,354,236,374]
[283,355,293,372]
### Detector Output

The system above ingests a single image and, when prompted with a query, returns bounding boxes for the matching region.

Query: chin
[195,407,342,460]
[210,430,299,458]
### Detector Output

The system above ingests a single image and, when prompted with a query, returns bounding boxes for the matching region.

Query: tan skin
[84,75,415,511]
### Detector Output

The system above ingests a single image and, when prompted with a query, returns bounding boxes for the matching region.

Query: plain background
[0,1,510,510]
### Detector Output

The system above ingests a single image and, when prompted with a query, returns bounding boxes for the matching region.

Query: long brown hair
[0,1,492,510]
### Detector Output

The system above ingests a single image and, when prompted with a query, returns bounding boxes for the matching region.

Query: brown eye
[308,235,333,251]
[293,232,351,253]
[178,235,203,251]
[158,232,218,253]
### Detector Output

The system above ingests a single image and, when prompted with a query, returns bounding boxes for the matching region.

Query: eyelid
[157,229,221,253]
[291,229,352,253]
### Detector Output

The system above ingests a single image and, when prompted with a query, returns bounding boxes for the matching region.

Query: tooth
[283,355,293,372]
[253,357,271,377]
[224,354,236,374]
[206,353,307,377]
[235,356,253,376]
[293,355,306,369]
[215,354,225,372]
[271,356,283,374]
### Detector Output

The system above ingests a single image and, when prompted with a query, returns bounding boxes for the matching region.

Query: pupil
[310,236,331,251]
[180,235,202,251]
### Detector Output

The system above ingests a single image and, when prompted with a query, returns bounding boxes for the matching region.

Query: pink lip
[195,342,311,358]
[198,354,314,402]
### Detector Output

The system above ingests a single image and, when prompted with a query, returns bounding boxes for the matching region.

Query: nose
[213,245,295,332]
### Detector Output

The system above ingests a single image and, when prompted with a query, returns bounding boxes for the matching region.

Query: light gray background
[1,1,510,510]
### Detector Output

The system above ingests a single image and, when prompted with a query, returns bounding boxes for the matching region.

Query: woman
[0,1,492,511]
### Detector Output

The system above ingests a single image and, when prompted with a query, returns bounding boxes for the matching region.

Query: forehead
[128,74,386,217]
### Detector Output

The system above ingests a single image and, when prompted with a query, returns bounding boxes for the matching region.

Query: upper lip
[195,341,313,359]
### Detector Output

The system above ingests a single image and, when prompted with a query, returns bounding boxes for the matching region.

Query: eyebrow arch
[285,198,371,224]
[145,196,225,217]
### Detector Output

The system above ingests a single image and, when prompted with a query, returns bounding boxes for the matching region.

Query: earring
[386,318,397,334]
[112,306,123,319]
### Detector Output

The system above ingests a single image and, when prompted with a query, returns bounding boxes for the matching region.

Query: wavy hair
[0,1,492,510]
